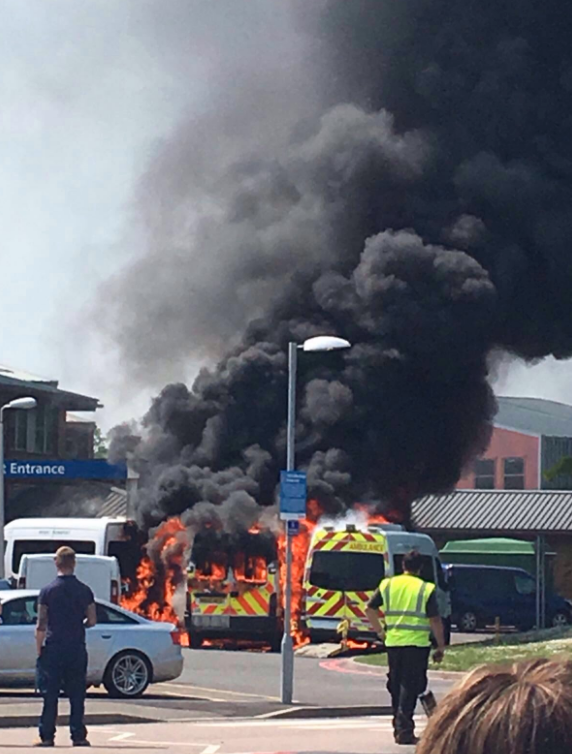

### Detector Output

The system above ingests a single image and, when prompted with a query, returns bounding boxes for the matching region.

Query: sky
[2,1,572,433]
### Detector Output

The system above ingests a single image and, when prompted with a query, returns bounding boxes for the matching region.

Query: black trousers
[38,644,88,743]
[386,646,430,738]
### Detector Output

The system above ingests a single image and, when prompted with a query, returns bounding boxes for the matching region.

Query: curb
[0,706,394,728]
[349,657,464,681]
[0,712,159,729]
[256,704,394,719]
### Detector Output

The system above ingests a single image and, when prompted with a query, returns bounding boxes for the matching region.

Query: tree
[544,456,572,484]
[94,426,108,459]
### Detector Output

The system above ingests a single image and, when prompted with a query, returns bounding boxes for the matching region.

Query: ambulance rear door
[304,531,386,639]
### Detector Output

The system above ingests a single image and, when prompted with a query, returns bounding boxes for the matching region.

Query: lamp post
[0,397,37,579]
[280,335,351,704]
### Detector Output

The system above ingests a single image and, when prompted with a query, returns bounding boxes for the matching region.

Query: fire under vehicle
[302,523,451,643]
[185,529,281,649]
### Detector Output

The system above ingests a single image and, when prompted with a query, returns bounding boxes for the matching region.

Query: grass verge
[355,627,572,673]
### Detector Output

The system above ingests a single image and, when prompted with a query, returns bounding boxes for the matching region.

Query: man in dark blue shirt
[35,547,96,747]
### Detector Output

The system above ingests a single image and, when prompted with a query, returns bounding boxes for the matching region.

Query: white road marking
[200,745,221,754]
[109,732,135,741]
[156,682,281,702]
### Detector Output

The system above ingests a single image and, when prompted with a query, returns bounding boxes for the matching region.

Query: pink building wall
[457,426,540,490]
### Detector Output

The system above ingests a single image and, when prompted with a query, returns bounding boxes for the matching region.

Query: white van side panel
[4,518,126,581]
[19,555,120,601]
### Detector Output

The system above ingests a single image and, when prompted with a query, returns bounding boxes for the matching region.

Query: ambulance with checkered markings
[185,529,281,649]
[302,523,450,643]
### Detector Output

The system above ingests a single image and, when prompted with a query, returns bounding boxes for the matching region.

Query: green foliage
[356,626,572,672]
[94,426,108,459]
[544,456,572,483]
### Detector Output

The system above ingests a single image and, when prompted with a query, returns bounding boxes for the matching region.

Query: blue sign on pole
[287,520,300,535]
[280,470,307,521]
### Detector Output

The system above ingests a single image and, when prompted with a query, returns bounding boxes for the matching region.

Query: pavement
[0,647,457,728]
[0,714,426,753]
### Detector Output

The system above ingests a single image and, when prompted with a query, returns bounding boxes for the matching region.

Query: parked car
[0,590,184,697]
[443,564,572,632]
[17,554,122,603]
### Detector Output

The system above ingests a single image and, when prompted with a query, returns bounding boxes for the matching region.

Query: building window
[12,404,57,455]
[14,410,28,451]
[475,458,495,489]
[504,457,525,489]
[34,404,58,454]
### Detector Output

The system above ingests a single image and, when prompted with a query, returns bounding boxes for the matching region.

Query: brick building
[0,365,126,519]
[457,397,572,491]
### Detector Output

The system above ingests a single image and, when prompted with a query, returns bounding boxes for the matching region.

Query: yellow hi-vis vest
[380,574,435,647]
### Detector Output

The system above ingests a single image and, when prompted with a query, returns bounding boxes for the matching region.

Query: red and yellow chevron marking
[310,530,386,553]
[192,582,274,618]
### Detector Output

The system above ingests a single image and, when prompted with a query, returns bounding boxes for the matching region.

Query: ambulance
[185,530,281,649]
[302,523,451,642]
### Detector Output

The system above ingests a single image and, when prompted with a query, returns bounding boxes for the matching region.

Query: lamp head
[302,336,352,353]
[5,397,37,411]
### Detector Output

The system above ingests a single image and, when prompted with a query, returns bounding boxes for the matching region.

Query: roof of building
[495,396,572,437]
[413,489,572,534]
[0,365,101,411]
[97,488,128,518]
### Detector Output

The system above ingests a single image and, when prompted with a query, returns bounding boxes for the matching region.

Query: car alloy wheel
[552,611,570,628]
[459,611,478,632]
[104,651,150,698]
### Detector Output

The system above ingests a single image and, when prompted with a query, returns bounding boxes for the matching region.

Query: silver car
[0,590,184,698]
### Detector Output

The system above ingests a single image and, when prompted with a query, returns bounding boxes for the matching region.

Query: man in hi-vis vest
[365,549,445,746]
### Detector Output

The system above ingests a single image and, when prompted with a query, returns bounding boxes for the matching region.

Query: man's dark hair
[403,549,423,574]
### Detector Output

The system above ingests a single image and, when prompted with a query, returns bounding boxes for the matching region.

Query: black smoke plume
[106,0,572,531]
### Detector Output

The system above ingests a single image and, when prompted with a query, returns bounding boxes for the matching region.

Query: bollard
[495,616,501,645]
[336,618,349,652]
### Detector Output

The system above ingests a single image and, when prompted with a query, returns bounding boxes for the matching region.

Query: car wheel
[103,651,151,698]
[458,611,478,633]
[189,631,203,649]
[552,611,570,628]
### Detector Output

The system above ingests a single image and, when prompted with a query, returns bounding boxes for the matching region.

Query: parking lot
[0,647,457,727]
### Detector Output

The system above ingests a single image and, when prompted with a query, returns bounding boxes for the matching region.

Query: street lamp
[281,335,351,704]
[0,397,37,579]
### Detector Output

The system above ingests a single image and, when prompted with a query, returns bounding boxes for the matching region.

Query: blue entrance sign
[287,520,300,535]
[280,470,307,521]
[4,459,127,480]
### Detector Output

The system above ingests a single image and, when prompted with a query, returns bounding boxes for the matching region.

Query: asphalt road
[0,715,425,753]
[0,648,457,724]
[174,647,455,707]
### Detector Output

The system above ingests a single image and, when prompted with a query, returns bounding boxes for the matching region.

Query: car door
[86,603,141,683]
[512,572,536,628]
[0,596,38,683]
[85,604,119,681]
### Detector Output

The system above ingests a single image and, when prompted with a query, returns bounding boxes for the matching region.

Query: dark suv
[443,564,572,632]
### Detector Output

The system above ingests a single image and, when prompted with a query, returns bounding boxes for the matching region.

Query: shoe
[72,741,91,747]
[33,740,54,747]
[394,733,419,745]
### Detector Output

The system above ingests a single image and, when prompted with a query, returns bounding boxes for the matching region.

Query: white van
[4,518,130,583]
[16,554,122,603]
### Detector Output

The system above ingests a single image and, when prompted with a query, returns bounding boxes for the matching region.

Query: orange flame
[278,499,323,647]
[121,518,189,628]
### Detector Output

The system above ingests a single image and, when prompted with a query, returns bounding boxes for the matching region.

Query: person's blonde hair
[54,546,76,571]
[417,658,572,754]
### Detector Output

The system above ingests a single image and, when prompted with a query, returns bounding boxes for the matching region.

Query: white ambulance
[302,523,450,642]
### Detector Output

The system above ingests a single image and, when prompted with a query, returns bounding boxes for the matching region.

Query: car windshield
[13,540,96,572]
[393,554,436,583]
[309,551,385,591]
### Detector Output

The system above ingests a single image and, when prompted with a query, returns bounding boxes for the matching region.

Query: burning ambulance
[185,527,281,649]
[302,523,451,643]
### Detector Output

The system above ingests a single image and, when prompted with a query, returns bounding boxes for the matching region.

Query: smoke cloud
[105,0,572,529]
